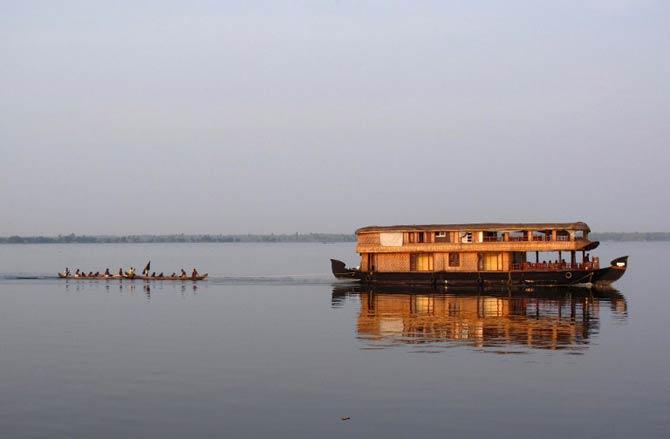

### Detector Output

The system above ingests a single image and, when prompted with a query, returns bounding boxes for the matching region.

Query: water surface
[0,242,667,438]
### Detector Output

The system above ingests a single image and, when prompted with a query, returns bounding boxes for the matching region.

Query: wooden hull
[58,273,208,281]
[331,257,627,288]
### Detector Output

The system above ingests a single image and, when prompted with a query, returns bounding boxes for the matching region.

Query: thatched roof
[356,222,590,234]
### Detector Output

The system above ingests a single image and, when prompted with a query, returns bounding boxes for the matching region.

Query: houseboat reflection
[332,286,627,351]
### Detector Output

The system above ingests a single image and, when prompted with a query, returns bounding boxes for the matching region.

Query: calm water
[0,242,668,438]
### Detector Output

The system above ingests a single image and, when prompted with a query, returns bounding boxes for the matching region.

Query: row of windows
[408,253,509,271]
[409,253,460,271]
[407,232,471,243]
[404,230,583,244]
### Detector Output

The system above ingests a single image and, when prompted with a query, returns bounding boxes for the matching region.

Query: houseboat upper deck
[331,222,627,288]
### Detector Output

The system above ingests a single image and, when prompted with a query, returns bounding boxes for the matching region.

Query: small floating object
[340,416,351,421]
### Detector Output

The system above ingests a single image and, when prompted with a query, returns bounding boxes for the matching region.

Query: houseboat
[330,222,627,287]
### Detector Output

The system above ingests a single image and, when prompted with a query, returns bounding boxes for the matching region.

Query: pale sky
[1,0,669,235]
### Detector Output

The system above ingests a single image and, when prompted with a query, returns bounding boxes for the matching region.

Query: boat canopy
[356,222,590,234]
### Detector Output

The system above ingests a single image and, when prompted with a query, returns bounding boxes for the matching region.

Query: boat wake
[210,274,334,285]
[0,273,336,286]
[1,275,54,280]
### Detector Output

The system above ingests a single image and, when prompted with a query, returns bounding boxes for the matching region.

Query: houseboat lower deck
[331,222,627,288]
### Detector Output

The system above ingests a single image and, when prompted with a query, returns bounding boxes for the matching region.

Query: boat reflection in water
[332,285,627,352]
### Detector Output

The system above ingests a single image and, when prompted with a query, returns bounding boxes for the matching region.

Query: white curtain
[380,232,403,246]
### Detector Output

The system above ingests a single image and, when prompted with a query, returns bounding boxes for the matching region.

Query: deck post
[571,251,576,266]
[535,251,539,263]
[558,250,562,261]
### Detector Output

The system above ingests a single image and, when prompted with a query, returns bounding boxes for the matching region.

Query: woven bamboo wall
[502,252,511,270]
[458,253,479,271]
[434,253,446,271]
[360,254,368,271]
[361,252,516,272]
[362,252,486,272]
[432,252,477,271]
[375,253,411,272]
[358,233,380,245]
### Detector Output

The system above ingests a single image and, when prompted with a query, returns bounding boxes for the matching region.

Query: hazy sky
[1,0,669,235]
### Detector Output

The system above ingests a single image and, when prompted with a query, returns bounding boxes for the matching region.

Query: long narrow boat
[58,273,208,281]
[330,222,627,288]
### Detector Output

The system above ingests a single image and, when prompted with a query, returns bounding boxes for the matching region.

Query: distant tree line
[1,232,668,244]
[0,233,357,244]
[589,232,670,242]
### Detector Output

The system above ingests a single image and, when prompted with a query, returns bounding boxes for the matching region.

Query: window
[408,232,426,243]
[459,232,473,243]
[410,254,434,271]
[435,231,450,243]
[511,252,526,265]
[408,232,432,243]
[509,231,528,241]
[483,231,501,242]
[483,253,503,271]
[380,233,403,246]
[532,231,549,241]
[448,253,460,267]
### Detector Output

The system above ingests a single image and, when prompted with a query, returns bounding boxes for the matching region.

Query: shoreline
[0,232,669,244]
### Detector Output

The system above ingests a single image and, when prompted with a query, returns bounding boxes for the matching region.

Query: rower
[118,268,123,276]
[104,268,111,277]
[192,268,199,278]
[64,267,70,277]
[158,272,164,278]
[75,269,81,277]
[151,272,156,278]
[94,271,100,277]
[88,271,94,277]
[180,269,187,278]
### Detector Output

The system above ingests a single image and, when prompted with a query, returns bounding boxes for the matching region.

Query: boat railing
[506,235,574,242]
[498,235,570,242]
[508,236,529,241]
[511,261,599,271]
[480,234,583,243]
